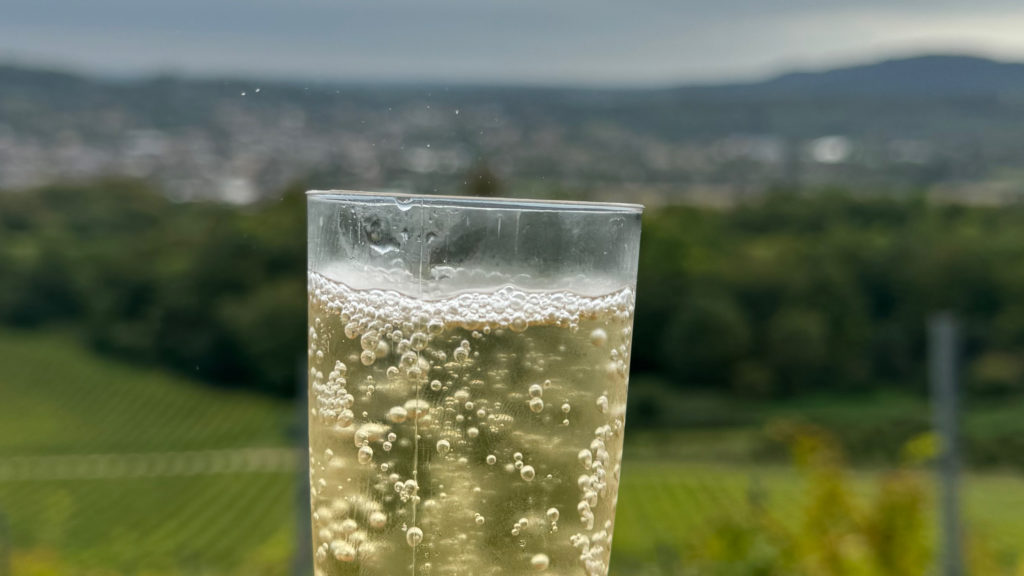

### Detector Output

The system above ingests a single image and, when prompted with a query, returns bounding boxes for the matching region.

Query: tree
[766,307,828,394]
[662,294,751,388]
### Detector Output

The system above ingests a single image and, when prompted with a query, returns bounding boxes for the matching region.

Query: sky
[4,0,1024,86]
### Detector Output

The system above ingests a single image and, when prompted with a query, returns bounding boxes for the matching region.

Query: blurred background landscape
[5,1,1024,574]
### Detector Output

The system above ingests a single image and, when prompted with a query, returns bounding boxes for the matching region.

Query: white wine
[307,269,635,576]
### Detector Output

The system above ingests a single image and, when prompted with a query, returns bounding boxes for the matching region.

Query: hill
[691,54,1024,98]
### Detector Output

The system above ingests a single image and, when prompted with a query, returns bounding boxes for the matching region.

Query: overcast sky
[4,0,1024,86]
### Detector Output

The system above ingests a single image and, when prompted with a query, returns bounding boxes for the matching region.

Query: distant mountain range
[4,54,1024,97]
[690,55,1024,98]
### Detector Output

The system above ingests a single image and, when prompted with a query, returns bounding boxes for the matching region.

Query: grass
[0,328,297,575]
[2,328,1024,575]
[3,475,295,572]
[611,461,1024,573]
[0,329,294,457]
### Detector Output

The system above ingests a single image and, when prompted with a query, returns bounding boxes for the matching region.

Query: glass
[307,191,643,576]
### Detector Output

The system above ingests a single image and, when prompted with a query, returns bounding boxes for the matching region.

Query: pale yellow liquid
[307,271,634,576]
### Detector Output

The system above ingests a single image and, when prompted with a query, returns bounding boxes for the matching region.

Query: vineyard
[2,328,1024,575]
[0,329,298,574]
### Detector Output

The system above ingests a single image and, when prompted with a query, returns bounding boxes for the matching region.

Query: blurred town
[6,55,1024,206]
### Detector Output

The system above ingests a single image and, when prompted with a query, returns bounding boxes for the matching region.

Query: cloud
[1,0,1024,84]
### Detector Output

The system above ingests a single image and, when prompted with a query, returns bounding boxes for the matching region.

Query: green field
[2,328,1024,575]
[0,330,293,457]
[0,329,297,574]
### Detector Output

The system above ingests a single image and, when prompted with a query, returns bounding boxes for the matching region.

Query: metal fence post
[929,312,964,576]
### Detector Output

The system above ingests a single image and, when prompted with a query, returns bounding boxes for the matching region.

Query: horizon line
[0,49,1015,91]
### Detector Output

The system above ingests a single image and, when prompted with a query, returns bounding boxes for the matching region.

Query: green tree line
[2,181,1024,399]
[635,192,1024,398]
[0,179,306,396]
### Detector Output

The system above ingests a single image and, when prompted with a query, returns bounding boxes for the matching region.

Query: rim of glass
[307,189,643,213]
